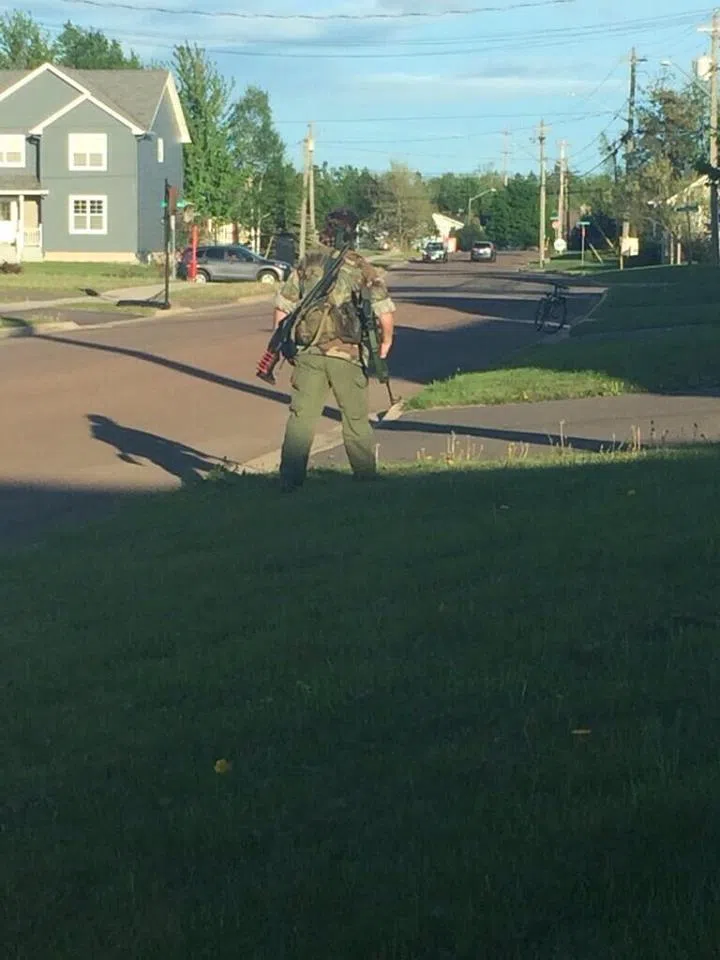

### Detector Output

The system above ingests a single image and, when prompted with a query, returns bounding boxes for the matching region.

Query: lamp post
[467,187,497,222]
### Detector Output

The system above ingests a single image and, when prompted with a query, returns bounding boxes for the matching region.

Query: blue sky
[15,0,712,177]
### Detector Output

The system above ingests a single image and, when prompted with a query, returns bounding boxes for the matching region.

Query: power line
[570,105,628,163]
[35,10,707,58]
[274,109,616,126]
[55,0,578,21]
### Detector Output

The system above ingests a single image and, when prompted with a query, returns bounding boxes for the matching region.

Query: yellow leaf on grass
[214,758,232,774]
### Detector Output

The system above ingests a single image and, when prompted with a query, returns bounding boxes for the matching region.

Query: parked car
[470,240,497,263]
[178,244,291,284]
[422,241,448,263]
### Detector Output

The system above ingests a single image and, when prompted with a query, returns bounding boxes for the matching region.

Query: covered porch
[0,184,47,263]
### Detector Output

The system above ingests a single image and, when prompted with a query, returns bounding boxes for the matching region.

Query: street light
[467,187,497,222]
[660,59,710,97]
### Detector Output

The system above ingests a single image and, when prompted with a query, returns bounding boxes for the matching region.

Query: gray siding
[137,87,184,255]
[41,99,137,254]
[0,71,78,131]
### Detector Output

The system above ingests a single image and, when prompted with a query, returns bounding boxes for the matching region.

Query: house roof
[0,63,190,143]
[665,176,709,206]
[0,173,42,191]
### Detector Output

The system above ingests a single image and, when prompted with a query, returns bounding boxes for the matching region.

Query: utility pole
[502,130,510,187]
[557,140,567,246]
[538,120,547,268]
[711,14,719,266]
[308,122,316,244]
[299,125,311,259]
[621,47,646,268]
[299,123,317,258]
[702,13,720,266]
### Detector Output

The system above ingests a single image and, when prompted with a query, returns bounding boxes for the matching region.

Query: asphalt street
[0,254,599,544]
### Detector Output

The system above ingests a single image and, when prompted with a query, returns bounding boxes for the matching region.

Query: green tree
[53,22,142,69]
[172,44,234,221]
[484,175,539,248]
[636,80,707,179]
[429,171,502,220]
[227,85,289,251]
[312,162,343,228]
[0,11,52,69]
[372,163,433,247]
[331,166,379,223]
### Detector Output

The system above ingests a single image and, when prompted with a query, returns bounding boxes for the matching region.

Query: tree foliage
[227,85,288,249]
[173,44,235,222]
[371,163,433,247]
[0,12,142,69]
[53,22,142,69]
[0,11,52,69]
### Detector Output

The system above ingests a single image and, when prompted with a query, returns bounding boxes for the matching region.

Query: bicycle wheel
[546,296,568,333]
[534,296,550,331]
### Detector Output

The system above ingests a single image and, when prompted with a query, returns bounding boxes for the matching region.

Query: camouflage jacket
[274,243,395,363]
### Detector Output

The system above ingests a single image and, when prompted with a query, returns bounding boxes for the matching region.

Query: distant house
[432,212,464,252]
[0,62,190,264]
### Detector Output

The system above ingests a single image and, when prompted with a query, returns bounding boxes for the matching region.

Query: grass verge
[0,261,164,297]
[3,447,720,958]
[408,263,720,410]
[169,280,276,304]
[406,325,720,409]
[571,265,720,338]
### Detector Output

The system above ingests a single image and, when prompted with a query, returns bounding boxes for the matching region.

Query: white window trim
[68,133,108,172]
[0,134,26,169]
[157,136,165,163]
[69,195,108,236]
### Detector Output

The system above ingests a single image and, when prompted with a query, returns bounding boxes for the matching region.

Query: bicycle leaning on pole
[535,280,569,334]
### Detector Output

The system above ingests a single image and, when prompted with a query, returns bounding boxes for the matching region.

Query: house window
[0,134,25,168]
[157,137,164,163]
[68,133,107,171]
[69,196,107,235]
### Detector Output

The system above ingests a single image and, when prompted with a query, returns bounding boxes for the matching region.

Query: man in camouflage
[273,208,396,490]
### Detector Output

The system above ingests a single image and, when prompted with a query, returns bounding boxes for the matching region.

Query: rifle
[256,244,350,385]
[359,293,400,409]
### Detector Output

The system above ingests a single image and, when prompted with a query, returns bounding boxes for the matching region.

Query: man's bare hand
[377,311,394,360]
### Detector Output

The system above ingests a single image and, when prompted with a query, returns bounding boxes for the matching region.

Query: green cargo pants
[279,350,376,488]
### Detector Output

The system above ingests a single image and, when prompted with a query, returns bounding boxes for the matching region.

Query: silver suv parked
[178,244,291,284]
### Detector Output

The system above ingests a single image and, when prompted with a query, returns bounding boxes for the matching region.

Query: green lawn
[4,448,720,957]
[407,326,720,409]
[170,280,277,304]
[570,265,720,339]
[0,260,164,298]
[408,263,720,410]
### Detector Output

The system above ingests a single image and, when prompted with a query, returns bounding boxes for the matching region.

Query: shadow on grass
[3,447,720,958]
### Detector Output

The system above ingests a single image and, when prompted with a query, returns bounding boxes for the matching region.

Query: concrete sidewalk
[0,283,184,314]
[310,393,720,469]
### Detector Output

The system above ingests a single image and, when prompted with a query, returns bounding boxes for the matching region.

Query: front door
[0,198,17,244]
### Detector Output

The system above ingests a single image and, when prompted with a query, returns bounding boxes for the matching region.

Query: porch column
[17,194,24,263]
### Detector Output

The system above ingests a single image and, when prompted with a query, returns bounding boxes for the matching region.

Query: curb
[0,320,80,339]
[0,292,277,340]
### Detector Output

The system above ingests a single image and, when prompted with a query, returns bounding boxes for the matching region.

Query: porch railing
[23,226,42,247]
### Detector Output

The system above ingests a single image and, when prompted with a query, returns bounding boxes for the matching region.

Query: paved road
[0,254,598,545]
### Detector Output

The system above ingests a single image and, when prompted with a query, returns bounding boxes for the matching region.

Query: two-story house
[0,62,190,263]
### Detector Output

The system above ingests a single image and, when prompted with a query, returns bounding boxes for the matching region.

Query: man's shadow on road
[87,414,219,484]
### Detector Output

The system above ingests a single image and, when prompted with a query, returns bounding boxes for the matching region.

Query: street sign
[577,220,591,227]
[554,238,567,254]
[551,219,560,230]
[674,204,699,213]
